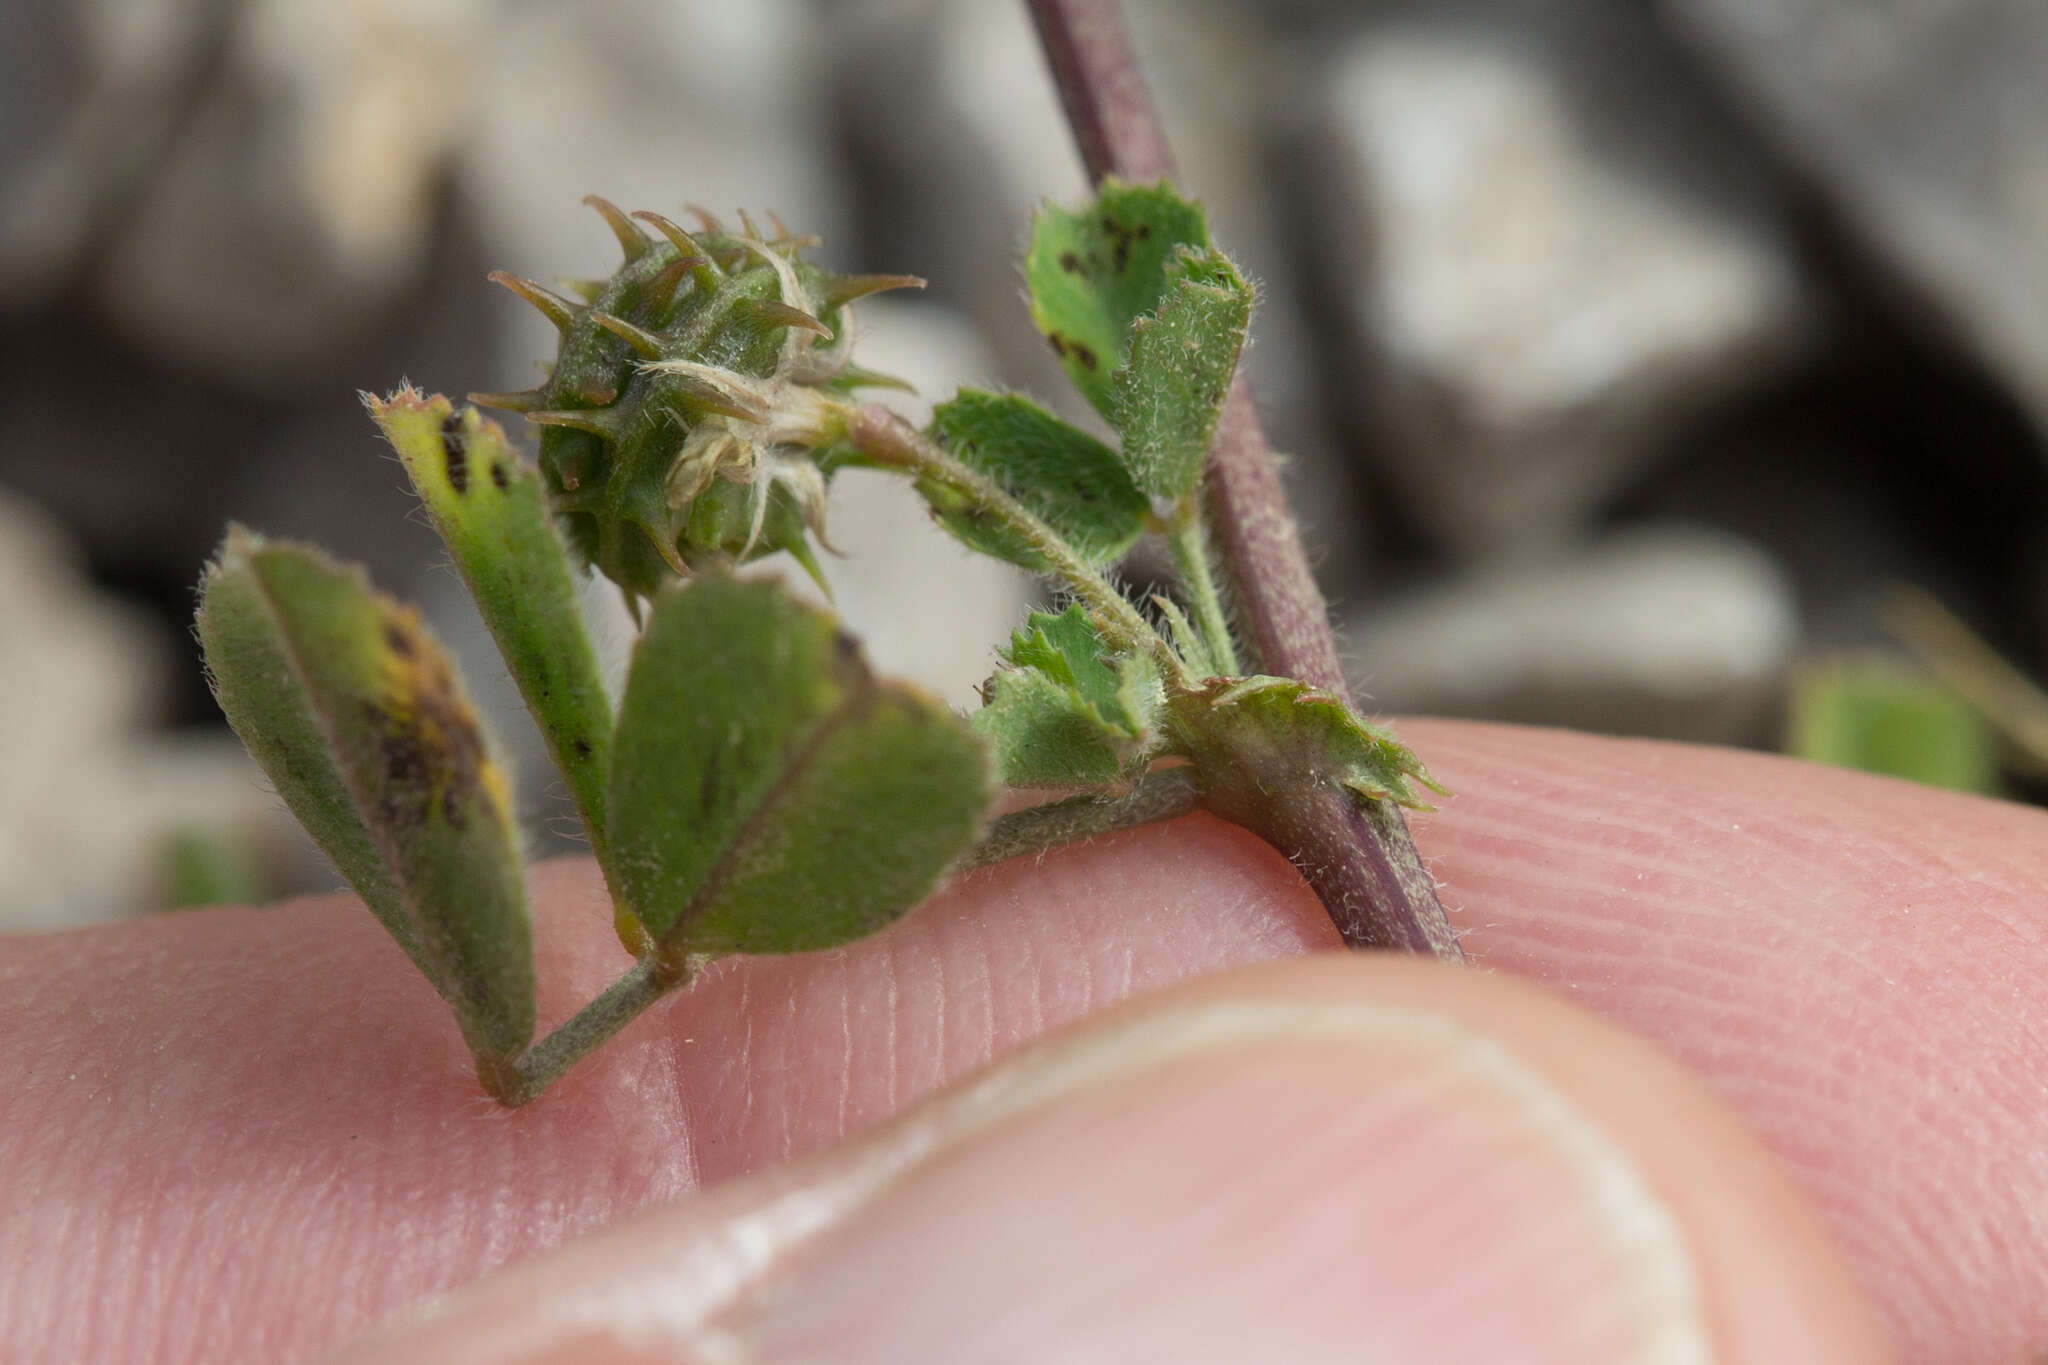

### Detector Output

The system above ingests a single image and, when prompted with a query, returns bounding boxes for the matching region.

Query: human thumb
[334,956,1888,1364]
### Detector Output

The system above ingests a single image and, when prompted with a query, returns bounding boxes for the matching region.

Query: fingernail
[693,999,1712,1364]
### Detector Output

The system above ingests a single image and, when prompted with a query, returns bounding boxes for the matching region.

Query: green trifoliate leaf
[1173,676,1445,812]
[1110,247,1253,501]
[369,388,616,858]
[1786,659,1999,794]
[609,575,992,955]
[925,389,1147,569]
[975,606,1162,788]
[1026,179,1210,417]
[197,530,535,1061]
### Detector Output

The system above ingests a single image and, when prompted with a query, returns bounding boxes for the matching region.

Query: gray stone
[3,0,495,381]
[0,491,303,928]
[1658,0,2048,440]
[4,0,836,386]
[1346,524,1799,744]
[1316,3,1808,558]
[459,0,843,398]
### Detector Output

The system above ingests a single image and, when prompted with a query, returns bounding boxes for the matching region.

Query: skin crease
[0,718,2041,1362]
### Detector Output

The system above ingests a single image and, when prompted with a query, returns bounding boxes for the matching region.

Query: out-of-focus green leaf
[609,575,991,955]
[976,606,1162,788]
[1886,587,2048,775]
[1109,248,1252,501]
[369,388,616,857]
[161,828,268,909]
[1787,659,1999,794]
[1025,180,1210,417]
[924,389,1147,570]
[197,530,535,1060]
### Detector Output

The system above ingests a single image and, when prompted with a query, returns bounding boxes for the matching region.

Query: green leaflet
[609,575,991,954]
[199,534,412,959]
[1110,248,1253,501]
[1026,179,1211,418]
[368,389,616,861]
[1004,605,1157,733]
[1786,659,1999,794]
[924,389,1147,570]
[978,671,1131,788]
[1172,676,1445,813]
[976,606,1162,788]
[197,530,535,1061]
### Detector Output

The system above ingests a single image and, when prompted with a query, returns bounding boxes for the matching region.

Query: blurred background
[6,0,2048,928]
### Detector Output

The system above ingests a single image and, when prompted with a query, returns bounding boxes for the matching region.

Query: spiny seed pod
[476,197,921,609]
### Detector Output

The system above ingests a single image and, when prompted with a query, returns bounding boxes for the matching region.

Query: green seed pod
[476,199,920,610]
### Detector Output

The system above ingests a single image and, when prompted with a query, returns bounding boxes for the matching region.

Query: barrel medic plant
[194,0,1460,1107]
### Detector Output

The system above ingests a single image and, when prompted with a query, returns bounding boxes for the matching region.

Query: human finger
[336,954,1888,1364]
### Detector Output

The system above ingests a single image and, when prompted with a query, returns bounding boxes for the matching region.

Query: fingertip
[341,956,1889,1364]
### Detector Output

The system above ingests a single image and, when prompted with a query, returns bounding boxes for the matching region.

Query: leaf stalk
[492,956,685,1106]
[846,402,1185,684]
[959,767,1200,873]
[1165,493,1240,676]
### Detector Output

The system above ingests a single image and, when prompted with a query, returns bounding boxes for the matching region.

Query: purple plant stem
[1024,0,1462,960]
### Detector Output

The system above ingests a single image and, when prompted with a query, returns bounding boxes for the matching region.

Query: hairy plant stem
[1165,494,1240,676]
[1025,0,1460,960]
[846,403,1185,683]
[487,769,1208,1106]
[491,766,1208,1107]
[487,955,686,1106]
[959,767,1200,873]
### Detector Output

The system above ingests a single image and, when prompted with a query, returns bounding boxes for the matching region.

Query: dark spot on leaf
[383,623,414,658]
[490,462,509,491]
[1046,332,1069,358]
[1098,215,1138,273]
[834,629,862,662]
[1071,342,1099,372]
[441,413,469,494]
[363,701,425,791]
[1058,250,1085,276]
[361,649,490,833]
[572,736,594,761]
[1136,224,1152,240]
